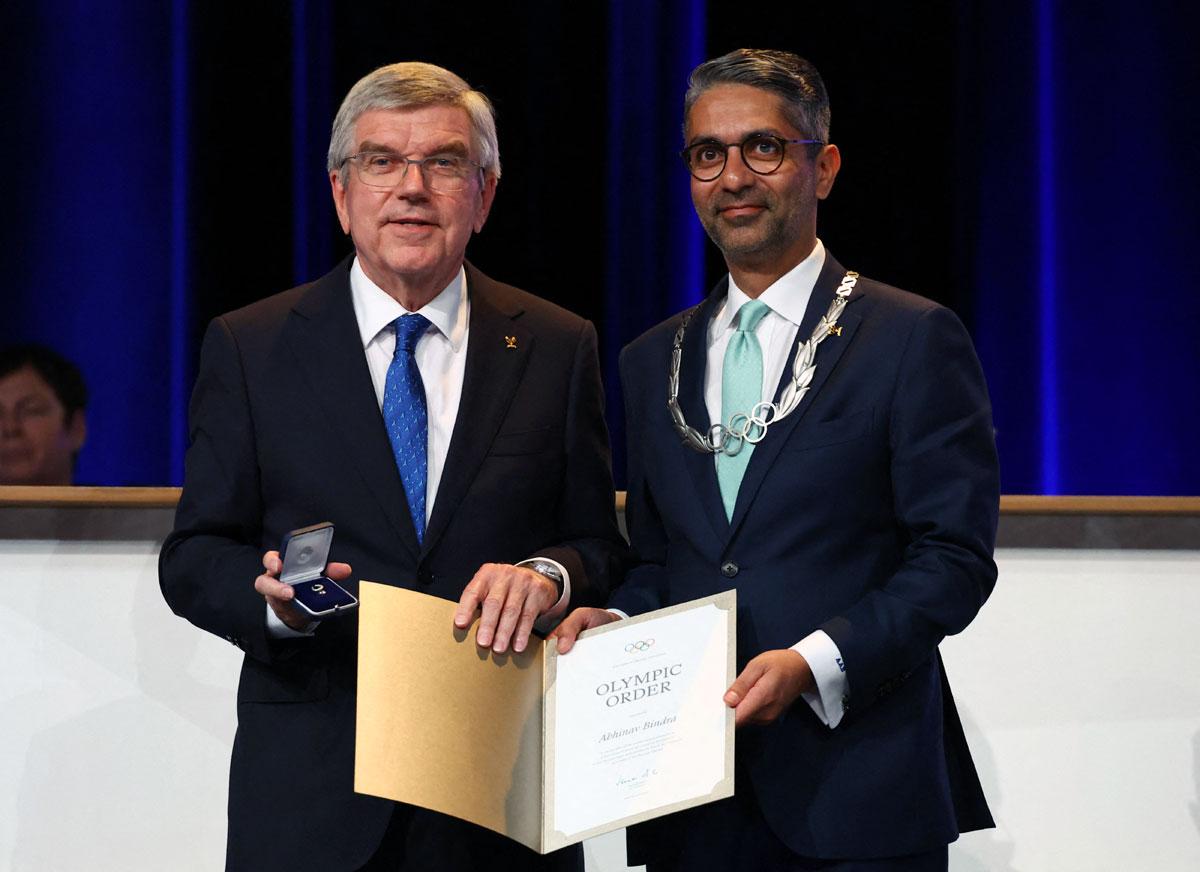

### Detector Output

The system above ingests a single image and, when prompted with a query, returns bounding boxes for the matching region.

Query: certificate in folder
[355,583,735,853]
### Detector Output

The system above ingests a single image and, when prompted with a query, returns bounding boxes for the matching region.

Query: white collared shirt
[350,257,469,522]
[702,239,849,729]
[703,239,826,423]
[267,259,568,638]
[353,259,569,614]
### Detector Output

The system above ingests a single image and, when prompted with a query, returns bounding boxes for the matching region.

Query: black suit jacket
[159,258,625,871]
[612,252,998,861]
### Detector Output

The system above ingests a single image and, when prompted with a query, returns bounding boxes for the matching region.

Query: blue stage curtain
[0,1,340,486]
[3,1,1195,494]
[965,1,1200,494]
[290,0,335,289]
[604,0,707,486]
[0,2,183,485]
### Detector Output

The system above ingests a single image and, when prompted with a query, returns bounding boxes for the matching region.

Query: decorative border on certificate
[541,589,736,852]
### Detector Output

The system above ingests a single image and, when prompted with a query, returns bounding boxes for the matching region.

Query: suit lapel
[727,252,865,536]
[285,259,421,557]
[675,283,732,541]
[421,264,533,557]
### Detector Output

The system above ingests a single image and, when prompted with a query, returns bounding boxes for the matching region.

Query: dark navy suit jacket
[159,258,625,871]
[612,252,998,860]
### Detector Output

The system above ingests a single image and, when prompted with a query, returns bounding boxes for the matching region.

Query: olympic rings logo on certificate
[624,639,655,653]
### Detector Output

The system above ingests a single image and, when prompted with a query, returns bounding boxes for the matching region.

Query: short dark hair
[0,344,88,421]
[684,49,831,146]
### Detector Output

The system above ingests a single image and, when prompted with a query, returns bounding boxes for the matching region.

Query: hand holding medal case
[280,522,358,618]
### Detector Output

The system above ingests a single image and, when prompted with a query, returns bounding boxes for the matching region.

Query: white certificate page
[546,591,734,844]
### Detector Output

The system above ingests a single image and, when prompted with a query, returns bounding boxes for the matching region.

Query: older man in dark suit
[555,49,999,871]
[160,62,624,872]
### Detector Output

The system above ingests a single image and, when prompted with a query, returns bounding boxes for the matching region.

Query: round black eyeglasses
[681,134,824,181]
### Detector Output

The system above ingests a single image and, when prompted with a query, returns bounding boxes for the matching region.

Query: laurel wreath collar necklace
[668,270,859,455]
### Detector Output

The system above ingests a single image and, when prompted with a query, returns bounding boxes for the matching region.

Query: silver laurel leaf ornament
[666,271,858,455]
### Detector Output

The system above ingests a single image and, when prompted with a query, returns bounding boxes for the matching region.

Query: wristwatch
[525,559,564,599]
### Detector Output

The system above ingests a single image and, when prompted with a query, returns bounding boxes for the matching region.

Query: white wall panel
[2,533,1197,871]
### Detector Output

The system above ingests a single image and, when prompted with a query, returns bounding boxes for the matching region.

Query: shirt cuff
[265,602,318,638]
[793,630,848,729]
[606,608,629,620]
[517,557,571,633]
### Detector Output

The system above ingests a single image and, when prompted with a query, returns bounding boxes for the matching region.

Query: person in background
[0,344,87,486]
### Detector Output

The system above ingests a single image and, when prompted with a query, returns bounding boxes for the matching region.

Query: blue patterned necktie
[717,299,771,519]
[383,314,431,542]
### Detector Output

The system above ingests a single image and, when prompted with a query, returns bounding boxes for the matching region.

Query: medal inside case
[280,522,358,617]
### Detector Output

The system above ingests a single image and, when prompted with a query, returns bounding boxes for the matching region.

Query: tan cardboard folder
[355,582,735,853]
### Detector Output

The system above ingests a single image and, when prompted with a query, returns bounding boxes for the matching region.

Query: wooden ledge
[0,486,182,508]
[999,495,1200,515]
[1,488,1198,516]
[1,488,1196,549]
[620,493,1200,516]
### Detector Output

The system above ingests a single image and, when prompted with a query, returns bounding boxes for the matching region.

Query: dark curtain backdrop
[2,1,1196,494]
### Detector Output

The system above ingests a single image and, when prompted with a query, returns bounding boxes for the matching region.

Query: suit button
[720,561,739,578]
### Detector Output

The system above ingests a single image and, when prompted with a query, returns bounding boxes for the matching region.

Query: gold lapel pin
[504,335,518,349]
[828,325,843,337]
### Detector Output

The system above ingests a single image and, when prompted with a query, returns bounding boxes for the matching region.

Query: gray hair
[684,49,831,146]
[327,62,501,186]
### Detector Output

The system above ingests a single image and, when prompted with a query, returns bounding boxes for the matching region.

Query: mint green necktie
[717,299,771,519]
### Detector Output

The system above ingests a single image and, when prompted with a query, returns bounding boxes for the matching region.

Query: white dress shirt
[351,257,468,520]
[267,258,569,636]
[703,239,849,729]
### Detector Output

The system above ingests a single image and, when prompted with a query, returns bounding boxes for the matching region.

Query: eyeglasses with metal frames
[680,134,824,182]
[340,150,484,193]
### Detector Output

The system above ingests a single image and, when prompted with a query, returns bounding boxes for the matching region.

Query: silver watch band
[525,560,564,596]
